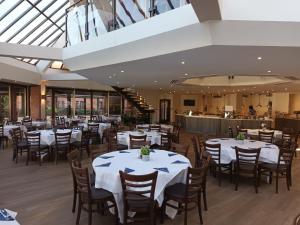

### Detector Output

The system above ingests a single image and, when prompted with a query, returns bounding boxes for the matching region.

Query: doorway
[159,99,171,123]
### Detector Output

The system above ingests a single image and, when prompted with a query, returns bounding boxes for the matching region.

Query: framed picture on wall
[184,99,195,106]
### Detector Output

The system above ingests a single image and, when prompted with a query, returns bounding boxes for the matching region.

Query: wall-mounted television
[184,99,195,106]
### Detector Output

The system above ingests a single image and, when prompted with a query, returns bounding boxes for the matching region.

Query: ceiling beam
[0,42,62,61]
[190,0,221,22]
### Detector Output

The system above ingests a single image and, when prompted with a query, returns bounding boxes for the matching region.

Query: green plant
[140,145,150,156]
[236,133,245,140]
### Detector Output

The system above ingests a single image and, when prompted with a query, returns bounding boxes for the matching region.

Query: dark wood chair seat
[127,194,152,210]
[165,183,186,199]
[90,187,113,200]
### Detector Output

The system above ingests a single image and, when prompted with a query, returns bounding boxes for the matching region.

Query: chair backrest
[25,132,41,148]
[91,143,109,160]
[160,133,172,150]
[129,134,147,149]
[149,124,161,132]
[278,142,296,168]
[119,170,158,209]
[72,161,91,200]
[67,150,81,186]
[55,131,72,147]
[185,156,210,200]
[228,126,234,138]
[204,143,221,164]
[191,136,201,167]
[0,124,4,136]
[12,127,22,140]
[22,119,32,127]
[259,131,274,143]
[235,147,261,171]
[237,129,248,137]
[88,123,99,135]
[136,125,146,130]
[170,142,189,157]
[172,125,180,143]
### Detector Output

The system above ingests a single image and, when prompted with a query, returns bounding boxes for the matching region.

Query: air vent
[285,76,300,81]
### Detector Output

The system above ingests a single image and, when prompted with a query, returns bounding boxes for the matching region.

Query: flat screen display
[184,99,195,106]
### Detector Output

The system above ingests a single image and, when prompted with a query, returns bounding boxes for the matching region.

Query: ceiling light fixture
[181,61,185,65]
[154,80,158,83]
[108,75,112,79]
[184,73,188,76]
[257,56,262,60]
[267,70,272,73]
[121,70,124,73]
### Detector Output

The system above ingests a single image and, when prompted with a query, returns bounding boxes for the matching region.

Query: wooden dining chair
[72,130,90,159]
[10,128,28,164]
[149,124,161,132]
[119,170,158,225]
[204,142,232,186]
[172,125,180,143]
[237,128,248,138]
[107,130,128,151]
[72,161,118,225]
[0,123,8,149]
[161,156,210,225]
[88,123,100,144]
[90,143,109,160]
[170,142,189,157]
[259,131,274,143]
[129,134,147,149]
[228,126,234,138]
[25,132,49,166]
[234,147,261,193]
[191,136,202,168]
[294,213,300,225]
[160,133,172,150]
[67,150,81,213]
[54,131,72,164]
[259,142,296,193]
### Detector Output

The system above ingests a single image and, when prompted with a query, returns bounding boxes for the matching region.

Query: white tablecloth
[246,129,282,139]
[79,122,111,137]
[136,124,173,132]
[206,138,279,164]
[32,121,47,127]
[4,125,20,138]
[92,149,191,222]
[117,131,162,148]
[28,129,82,146]
[0,209,20,225]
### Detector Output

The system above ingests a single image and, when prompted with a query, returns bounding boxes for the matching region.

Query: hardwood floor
[1,132,300,225]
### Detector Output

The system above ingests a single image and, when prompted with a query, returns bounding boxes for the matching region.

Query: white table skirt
[117,131,162,148]
[206,138,279,164]
[246,129,282,139]
[136,124,173,132]
[28,129,82,146]
[0,209,20,225]
[92,149,191,222]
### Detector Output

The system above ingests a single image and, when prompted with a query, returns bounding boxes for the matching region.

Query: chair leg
[202,184,208,211]
[160,200,166,224]
[218,165,221,187]
[72,188,77,213]
[55,149,58,164]
[276,172,279,193]
[286,172,290,191]
[184,203,188,225]
[88,203,92,225]
[197,193,203,225]
[76,200,82,225]
[114,202,119,225]
[26,149,30,166]
[254,173,258,194]
[235,171,239,191]
[269,172,273,184]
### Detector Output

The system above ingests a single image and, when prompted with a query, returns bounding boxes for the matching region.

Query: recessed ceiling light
[184,73,188,76]
[159,88,162,90]
[121,70,124,73]
[181,61,185,65]
[116,81,120,85]
[267,70,272,73]
[285,87,288,91]
[108,75,112,79]
[154,80,158,83]
[257,56,262,60]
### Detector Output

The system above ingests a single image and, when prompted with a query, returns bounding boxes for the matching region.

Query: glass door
[159,99,171,123]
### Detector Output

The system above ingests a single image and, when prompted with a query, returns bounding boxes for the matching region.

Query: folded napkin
[124,168,135,173]
[154,167,169,173]
[172,160,188,164]
[99,156,114,159]
[209,140,219,142]
[249,140,256,142]
[263,146,274,149]
[150,149,156,153]
[0,209,14,221]
[168,153,177,157]
[265,143,272,146]
[119,150,130,153]
[221,138,229,140]
[95,162,111,167]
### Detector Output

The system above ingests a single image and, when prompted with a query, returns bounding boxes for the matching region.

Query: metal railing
[65,0,189,46]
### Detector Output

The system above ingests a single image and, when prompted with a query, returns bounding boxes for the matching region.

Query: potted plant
[140,145,150,161]
[236,132,245,144]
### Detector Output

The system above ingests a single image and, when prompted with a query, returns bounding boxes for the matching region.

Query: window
[109,93,121,115]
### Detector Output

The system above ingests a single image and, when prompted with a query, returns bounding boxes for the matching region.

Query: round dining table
[136,124,174,132]
[0,208,20,225]
[246,129,282,139]
[4,125,20,138]
[206,138,279,164]
[92,149,191,222]
[117,131,162,148]
[28,129,82,146]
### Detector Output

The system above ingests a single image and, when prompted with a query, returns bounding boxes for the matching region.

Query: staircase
[112,86,155,114]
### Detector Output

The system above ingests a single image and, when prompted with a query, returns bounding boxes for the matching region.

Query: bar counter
[175,114,272,136]
[275,118,300,131]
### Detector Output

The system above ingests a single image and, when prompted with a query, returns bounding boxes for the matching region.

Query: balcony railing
[65,0,189,46]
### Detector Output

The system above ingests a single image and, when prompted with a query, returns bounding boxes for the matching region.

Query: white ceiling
[76,45,300,94]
